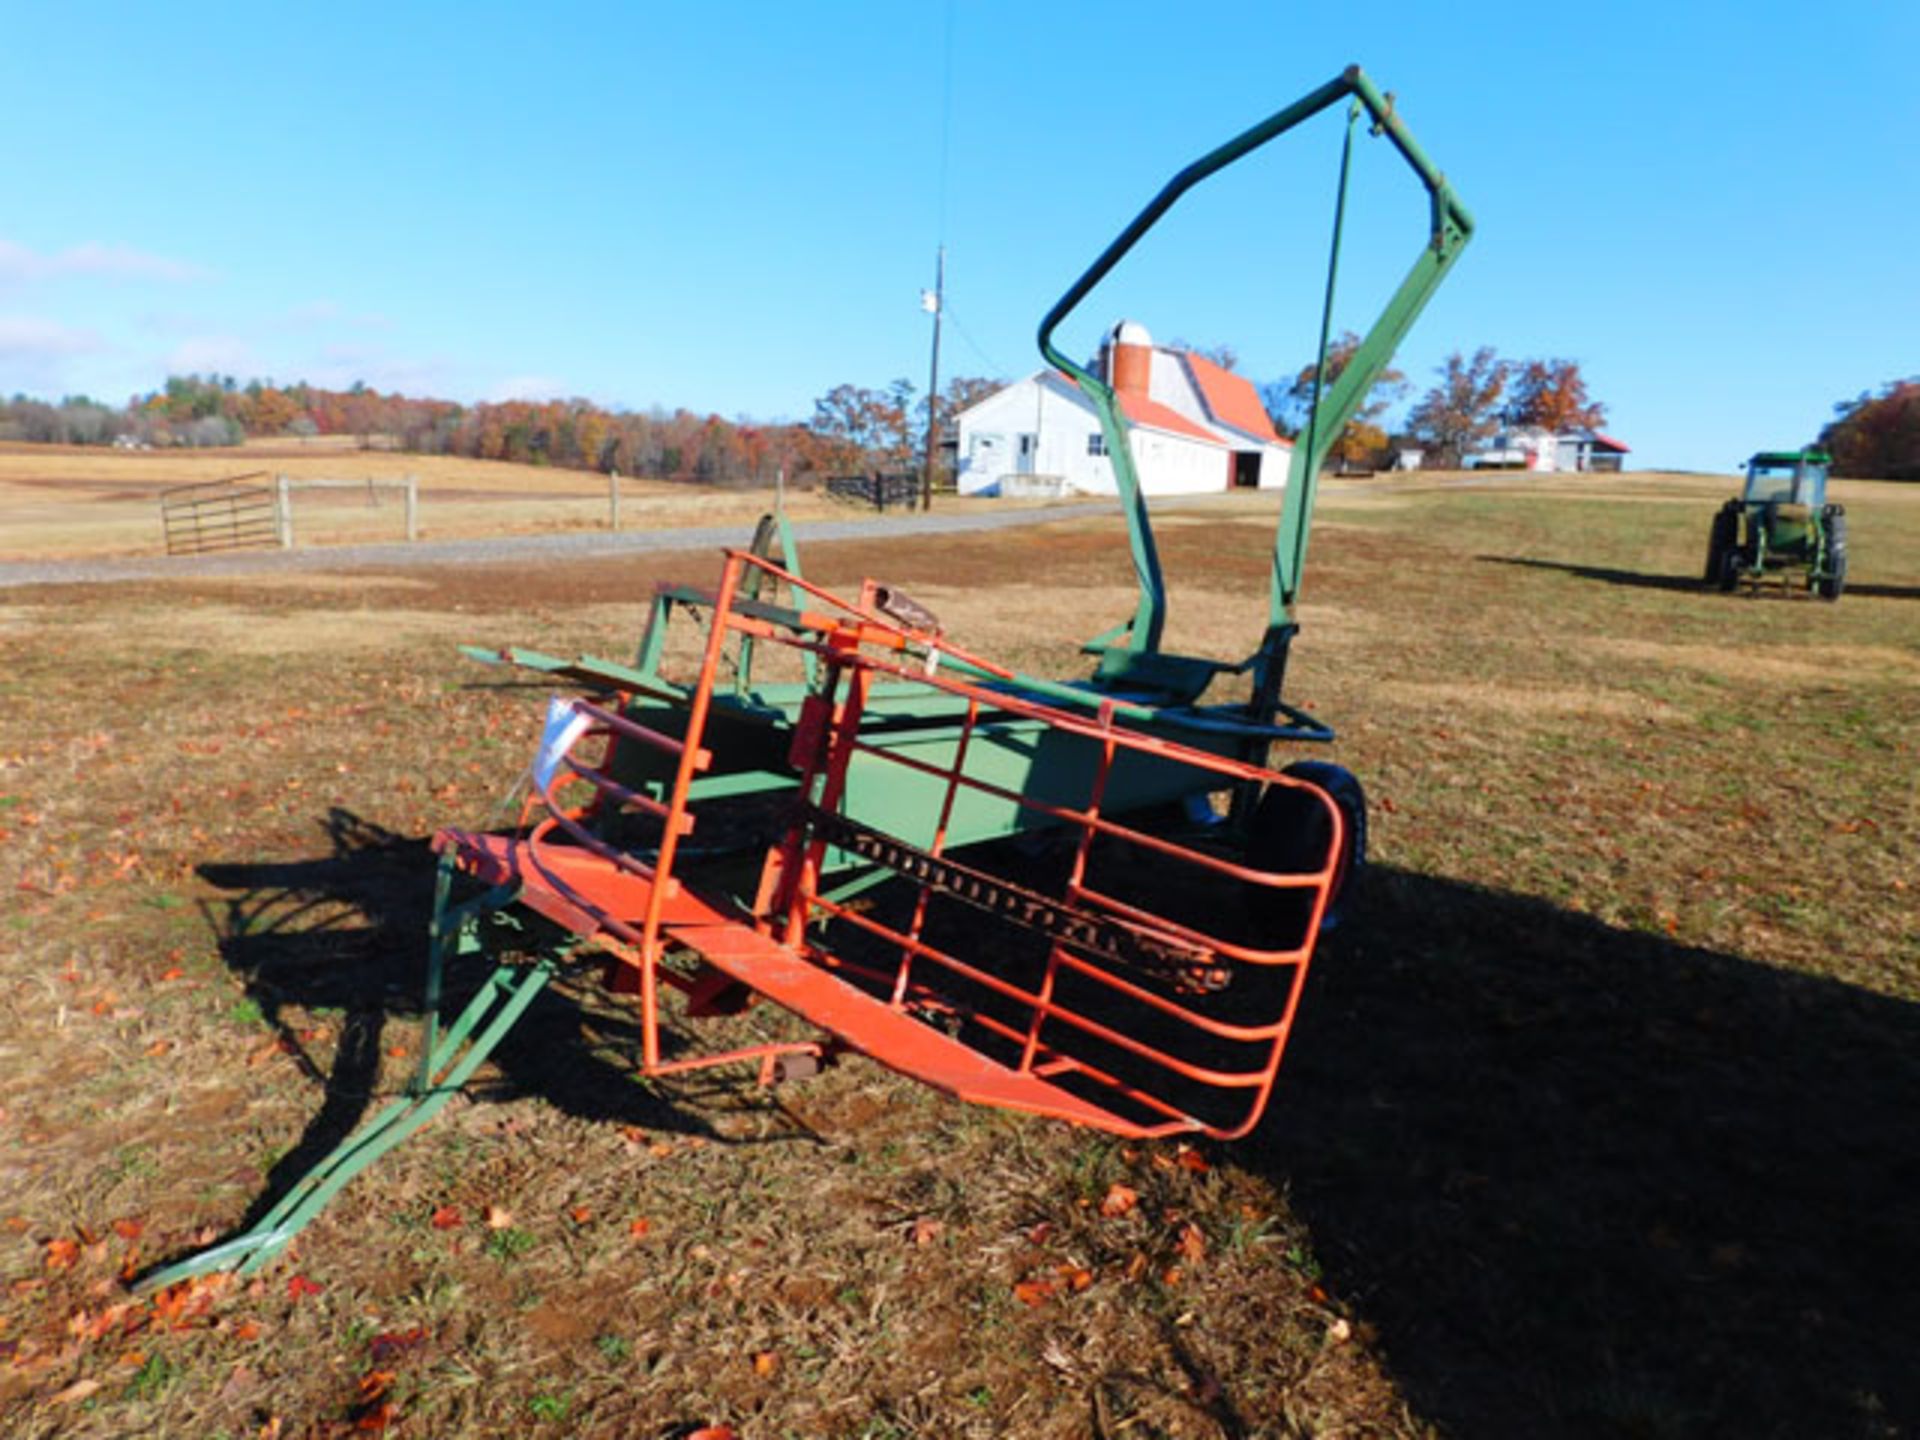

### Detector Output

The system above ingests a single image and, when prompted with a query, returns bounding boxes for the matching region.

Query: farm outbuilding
[953,321,1293,497]
[1464,426,1631,473]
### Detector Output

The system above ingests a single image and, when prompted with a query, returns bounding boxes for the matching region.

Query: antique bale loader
[145,65,1472,1286]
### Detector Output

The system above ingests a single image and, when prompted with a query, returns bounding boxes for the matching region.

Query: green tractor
[1705,447,1847,600]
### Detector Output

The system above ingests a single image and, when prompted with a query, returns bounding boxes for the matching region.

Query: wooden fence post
[608,470,621,531]
[405,474,418,541]
[276,474,293,548]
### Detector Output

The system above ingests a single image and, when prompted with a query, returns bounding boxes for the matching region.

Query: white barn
[954,322,1293,498]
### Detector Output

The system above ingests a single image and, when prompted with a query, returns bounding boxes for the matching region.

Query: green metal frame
[138,862,556,1289]
[1037,64,1474,717]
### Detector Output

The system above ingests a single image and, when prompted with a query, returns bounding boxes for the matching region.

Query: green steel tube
[1036,64,1475,656]
[137,958,557,1288]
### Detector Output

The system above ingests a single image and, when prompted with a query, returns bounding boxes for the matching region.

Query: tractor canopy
[1743,449,1830,508]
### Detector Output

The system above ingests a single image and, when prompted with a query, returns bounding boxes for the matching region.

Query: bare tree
[1407,348,1509,467]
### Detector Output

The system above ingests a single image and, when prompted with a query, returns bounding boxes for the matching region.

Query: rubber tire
[1704,504,1737,584]
[1245,761,1367,948]
[1717,539,1745,593]
[1817,507,1848,601]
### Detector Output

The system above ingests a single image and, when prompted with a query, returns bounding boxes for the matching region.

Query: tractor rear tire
[1817,507,1848,601]
[1717,541,1744,593]
[1704,504,1738,584]
[1245,761,1367,948]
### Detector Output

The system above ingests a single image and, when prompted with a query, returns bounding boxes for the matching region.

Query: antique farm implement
[144,66,1471,1286]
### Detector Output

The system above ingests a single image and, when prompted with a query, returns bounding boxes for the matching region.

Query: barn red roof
[1118,391,1226,445]
[1590,433,1631,453]
[1182,351,1284,444]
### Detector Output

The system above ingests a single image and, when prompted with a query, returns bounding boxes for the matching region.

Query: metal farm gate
[826,470,921,511]
[159,473,279,556]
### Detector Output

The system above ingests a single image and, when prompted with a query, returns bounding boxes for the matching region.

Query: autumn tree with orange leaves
[1504,358,1607,434]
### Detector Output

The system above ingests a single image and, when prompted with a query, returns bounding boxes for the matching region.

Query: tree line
[1821,379,1920,479]
[0,372,1004,488]
[9,359,1913,482]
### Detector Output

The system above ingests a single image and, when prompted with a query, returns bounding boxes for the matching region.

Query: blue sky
[2,1,1914,472]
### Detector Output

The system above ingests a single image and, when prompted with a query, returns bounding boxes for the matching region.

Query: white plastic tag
[530,696,595,790]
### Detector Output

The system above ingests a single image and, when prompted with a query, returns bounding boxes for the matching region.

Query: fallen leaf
[483,1205,512,1231]
[286,1274,324,1301]
[1013,1279,1057,1307]
[1026,1221,1055,1245]
[1098,1183,1139,1218]
[569,1206,593,1225]
[628,1218,652,1240]
[1175,1223,1207,1264]
[1123,1253,1150,1283]
[908,1217,942,1247]
[118,1349,147,1368]
[44,1238,79,1271]
[231,1320,261,1342]
[1162,1266,1183,1286]
[1174,1146,1210,1174]
[1306,1283,1329,1305]
[1057,1264,1093,1292]
[752,1349,780,1376]
[158,968,186,983]
[429,1206,462,1230]
[355,1370,395,1403]
[48,1377,103,1406]
[112,1219,143,1241]
[1328,1316,1353,1343]
[685,1428,737,1440]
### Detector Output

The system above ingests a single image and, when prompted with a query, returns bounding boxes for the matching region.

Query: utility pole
[920,245,945,511]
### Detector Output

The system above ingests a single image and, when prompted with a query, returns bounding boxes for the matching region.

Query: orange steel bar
[573,697,705,765]
[562,756,682,829]
[435,549,1339,1138]
[805,889,1300,1064]
[794,898,1292,1137]
[892,691,980,1006]
[634,551,737,1068]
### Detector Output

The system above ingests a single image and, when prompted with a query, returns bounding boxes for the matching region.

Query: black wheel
[1720,541,1751,591]
[1704,504,1737,584]
[1817,506,1847,601]
[1244,761,1367,948]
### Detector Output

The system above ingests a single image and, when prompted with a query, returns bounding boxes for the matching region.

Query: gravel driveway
[0,502,1118,589]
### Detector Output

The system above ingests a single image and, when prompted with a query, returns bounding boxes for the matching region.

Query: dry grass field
[2,469,1917,1438]
[0,441,913,560]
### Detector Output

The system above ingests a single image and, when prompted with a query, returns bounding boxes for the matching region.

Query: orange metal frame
[436,550,1341,1139]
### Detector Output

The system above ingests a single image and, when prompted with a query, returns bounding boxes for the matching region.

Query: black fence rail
[159,473,278,556]
[825,471,922,512]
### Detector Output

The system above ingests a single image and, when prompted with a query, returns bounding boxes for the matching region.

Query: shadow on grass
[1248,863,1920,1437]
[1482,553,1920,600]
[191,807,763,1242]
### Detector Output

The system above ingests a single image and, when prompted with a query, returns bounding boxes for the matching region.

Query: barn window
[1087,432,1107,456]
